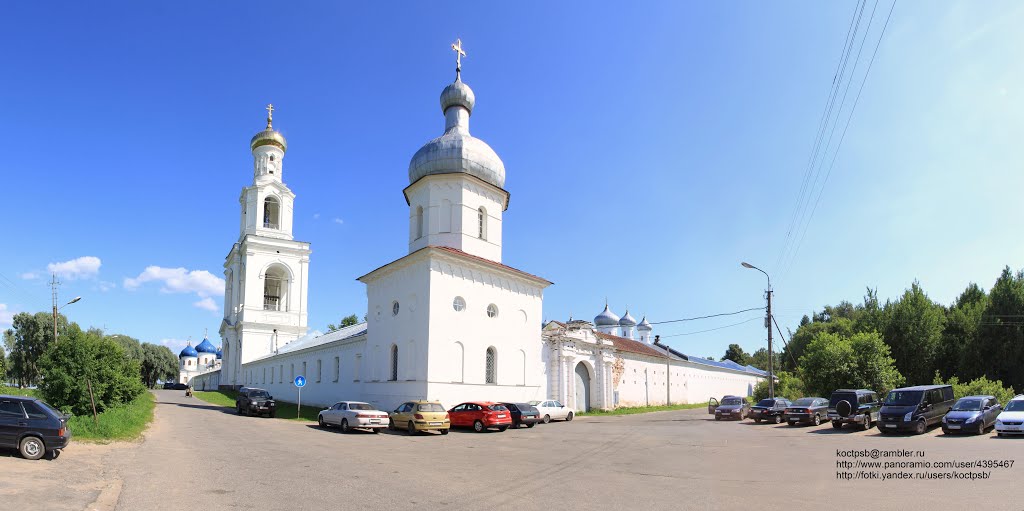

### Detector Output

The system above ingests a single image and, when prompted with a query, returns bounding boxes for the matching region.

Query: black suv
[235,388,276,417]
[0,395,72,460]
[878,384,955,435]
[750,398,792,424]
[827,389,880,430]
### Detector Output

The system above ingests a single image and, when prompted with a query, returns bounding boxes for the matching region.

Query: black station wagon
[0,395,72,460]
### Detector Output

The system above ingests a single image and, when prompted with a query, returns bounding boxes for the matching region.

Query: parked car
[318,401,388,433]
[501,402,541,428]
[389,401,450,434]
[784,397,829,426]
[235,387,277,417]
[827,389,880,430]
[995,394,1024,437]
[0,395,71,460]
[878,385,955,435]
[710,395,750,420]
[167,383,188,390]
[942,395,1001,435]
[449,402,513,432]
[529,400,573,423]
[749,398,791,424]
[162,382,175,390]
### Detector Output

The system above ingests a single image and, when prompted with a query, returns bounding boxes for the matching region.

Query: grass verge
[70,392,156,442]
[577,402,709,416]
[193,390,322,422]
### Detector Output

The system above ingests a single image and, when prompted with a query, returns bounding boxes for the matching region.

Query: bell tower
[219,105,312,389]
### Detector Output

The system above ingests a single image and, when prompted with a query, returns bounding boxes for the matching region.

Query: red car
[448,402,513,432]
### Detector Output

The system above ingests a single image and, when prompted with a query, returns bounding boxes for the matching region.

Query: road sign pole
[297,386,301,420]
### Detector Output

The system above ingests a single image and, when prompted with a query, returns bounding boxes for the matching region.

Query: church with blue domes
[178,336,222,386]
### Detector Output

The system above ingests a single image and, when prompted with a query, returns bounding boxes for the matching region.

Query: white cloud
[20,272,39,280]
[0,304,14,329]
[160,338,189,354]
[124,266,224,298]
[48,256,102,280]
[98,281,116,292]
[332,217,344,225]
[193,297,218,312]
[313,213,321,220]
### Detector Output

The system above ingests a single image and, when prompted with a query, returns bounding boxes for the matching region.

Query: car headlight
[996,419,1002,426]
[904,412,913,421]
[964,416,976,423]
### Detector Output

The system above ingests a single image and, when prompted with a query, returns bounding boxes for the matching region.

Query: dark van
[878,385,955,435]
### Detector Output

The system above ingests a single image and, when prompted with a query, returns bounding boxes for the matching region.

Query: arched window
[485,347,497,384]
[263,265,289,311]
[415,206,424,239]
[263,196,280,229]
[389,344,399,381]
[477,207,487,240]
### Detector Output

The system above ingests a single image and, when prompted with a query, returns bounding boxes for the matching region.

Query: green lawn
[1,385,155,442]
[193,389,322,421]
[1,386,41,397]
[578,402,709,416]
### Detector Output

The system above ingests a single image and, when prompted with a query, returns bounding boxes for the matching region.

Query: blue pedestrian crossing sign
[294,375,306,387]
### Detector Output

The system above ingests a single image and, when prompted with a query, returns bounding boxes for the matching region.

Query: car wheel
[526,422,535,428]
[754,418,761,424]
[715,416,721,421]
[237,404,244,415]
[388,419,395,431]
[341,419,350,433]
[473,420,485,432]
[977,421,986,436]
[318,415,326,428]
[831,421,842,429]
[788,421,797,427]
[371,428,380,434]
[20,436,45,461]
[498,425,509,432]
[861,415,871,431]
[914,419,927,435]
[773,415,782,424]
[407,421,417,435]
[813,415,821,426]
[566,412,574,422]
[440,428,449,435]
[543,414,551,424]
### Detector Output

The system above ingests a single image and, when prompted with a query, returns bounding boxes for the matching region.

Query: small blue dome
[195,338,217,354]
[594,304,620,327]
[179,343,198,358]
[216,349,223,360]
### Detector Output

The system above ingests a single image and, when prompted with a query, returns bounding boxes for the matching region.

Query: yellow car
[389,401,450,434]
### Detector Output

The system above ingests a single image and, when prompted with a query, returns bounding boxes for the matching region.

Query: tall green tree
[327,314,360,332]
[938,283,987,380]
[107,334,144,364]
[38,328,145,415]
[799,331,904,397]
[974,267,1024,391]
[780,317,854,372]
[140,343,179,388]
[722,344,751,366]
[0,346,7,381]
[749,348,770,371]
[882,281,946,385]
[2,311,69,387]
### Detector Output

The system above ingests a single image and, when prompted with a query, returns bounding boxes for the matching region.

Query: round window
[453,296,466,312]
[486,303,498,318]
[392,301,400,316]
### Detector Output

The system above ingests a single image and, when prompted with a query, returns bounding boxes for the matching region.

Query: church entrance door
[574,362,591,412]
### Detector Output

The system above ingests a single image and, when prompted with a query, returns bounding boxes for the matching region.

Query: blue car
[941,395,1001,435]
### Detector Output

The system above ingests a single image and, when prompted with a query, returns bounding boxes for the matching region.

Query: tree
[882,281,945,385]
[2,311,69,387]
[722,344,751,366]
[937,283,987,380]
[799,331,903,397]
[140,343,179,388]
[752,370,805,402]
[973,267,1024,391]
[107,334,144,364]
[0,346,6,382]
[932,372,1016,405]
[781,317,854,372]
[749,348,769,371]
[38,328,145,415]
[327,314,360,332]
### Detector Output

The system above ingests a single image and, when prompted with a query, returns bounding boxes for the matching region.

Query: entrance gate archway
[574,362,591,412]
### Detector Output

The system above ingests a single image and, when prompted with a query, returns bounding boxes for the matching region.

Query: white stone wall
[406,175,505,263]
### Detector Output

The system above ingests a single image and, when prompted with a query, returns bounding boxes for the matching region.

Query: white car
[995,394,1024,437]
[318,401,389,433]
[529,400,574,423]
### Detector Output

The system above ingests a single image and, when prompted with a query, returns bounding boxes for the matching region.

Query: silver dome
[594,304,620,326]
[408,79,506,189]
[637,316,653,331]
[619,310,637,326]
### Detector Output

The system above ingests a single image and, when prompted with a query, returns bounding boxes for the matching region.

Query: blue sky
[1,1,1022,361]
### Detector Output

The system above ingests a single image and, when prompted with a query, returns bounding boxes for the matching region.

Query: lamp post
[52,296,81,342]
[741,262,773,399]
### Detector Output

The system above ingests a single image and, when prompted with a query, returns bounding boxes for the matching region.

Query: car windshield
[952,399,983,411]
[249,391,269,399]
[488,404,508,411]
[884,390,923,406]
[417,403,445,412]
[349,403,375,411]
[792,398,816,406]
[722,398,742,405]
[756,399,775,407]
[1005,400,1024,412]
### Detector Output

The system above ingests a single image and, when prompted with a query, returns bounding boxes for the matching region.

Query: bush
[38,329,145,416]
[752,370,807,401]
[799,331,904,397]
[932,372,1018,405]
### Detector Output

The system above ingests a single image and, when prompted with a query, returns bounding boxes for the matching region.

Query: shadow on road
[160,401,239,415]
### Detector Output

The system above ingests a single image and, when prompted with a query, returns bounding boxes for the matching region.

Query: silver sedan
[318,401,389,433]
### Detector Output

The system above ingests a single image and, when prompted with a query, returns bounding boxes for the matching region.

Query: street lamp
[53,296,82,341]
[741,262,773,399]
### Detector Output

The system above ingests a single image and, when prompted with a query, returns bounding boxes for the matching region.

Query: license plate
[429,422,442,426]
[369,419,381,424]
[885,424,897,428]
[948,425,960,429]
[497,415,506,418]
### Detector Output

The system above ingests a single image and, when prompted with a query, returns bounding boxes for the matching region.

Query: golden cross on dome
[266,103,274,129]
[451,38,466,79]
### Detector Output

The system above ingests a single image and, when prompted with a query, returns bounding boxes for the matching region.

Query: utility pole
[766,287,774,400]
[51,273,60,342]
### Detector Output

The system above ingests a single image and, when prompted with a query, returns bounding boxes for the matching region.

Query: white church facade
[189,45,765,411]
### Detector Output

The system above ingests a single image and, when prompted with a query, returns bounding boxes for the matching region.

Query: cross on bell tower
[451,38,466,81]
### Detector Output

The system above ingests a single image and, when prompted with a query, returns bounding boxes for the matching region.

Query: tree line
[723,266,1024,400]
[2,311,180,415]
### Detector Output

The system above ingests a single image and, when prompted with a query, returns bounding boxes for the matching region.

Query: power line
[649,306,765,325]
[658,316,763,338]
[771,314,800,369]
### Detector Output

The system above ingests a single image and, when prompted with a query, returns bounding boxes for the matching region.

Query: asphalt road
[1,390,1021,510]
